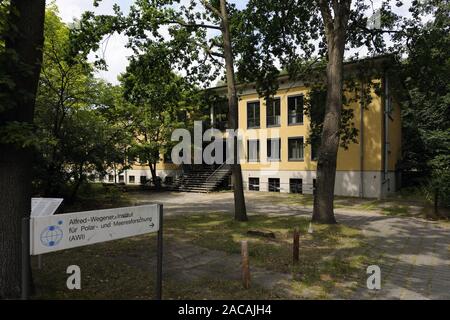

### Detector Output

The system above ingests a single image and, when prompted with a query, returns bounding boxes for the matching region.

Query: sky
[54,0,417,85]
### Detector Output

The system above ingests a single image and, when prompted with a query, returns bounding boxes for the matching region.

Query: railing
[206,162,230,182]
[266,115,281,126]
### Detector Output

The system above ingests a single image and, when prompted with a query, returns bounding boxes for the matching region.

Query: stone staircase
[169,164,232,193]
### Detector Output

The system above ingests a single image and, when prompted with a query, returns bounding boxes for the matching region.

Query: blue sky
[53,0,416,84]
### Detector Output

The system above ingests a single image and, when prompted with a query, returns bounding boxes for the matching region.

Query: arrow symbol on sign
[149,223,155,228]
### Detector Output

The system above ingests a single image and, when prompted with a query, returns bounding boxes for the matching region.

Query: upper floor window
[267,98,281,127]
[288,95,304,125]
[247,101,260,128]
[288,137,304,161]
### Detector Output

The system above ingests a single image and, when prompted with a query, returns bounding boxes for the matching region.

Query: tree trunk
[149,163,160,189]
[0,0,46,298]
[220,0,247,221]
[434,188,439,216]
[312,1,350,224]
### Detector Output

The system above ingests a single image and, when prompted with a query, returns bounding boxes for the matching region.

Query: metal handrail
[206,162,230,182]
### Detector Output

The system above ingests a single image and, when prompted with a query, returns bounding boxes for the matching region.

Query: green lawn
[32,212,376,300]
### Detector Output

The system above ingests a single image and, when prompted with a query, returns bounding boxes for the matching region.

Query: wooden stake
[241,240,250,289]
[293,228,299,264]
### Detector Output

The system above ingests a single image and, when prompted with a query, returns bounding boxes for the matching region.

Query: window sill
[288,122,304,126]
[267,124,281,128]
[288,159,304,162]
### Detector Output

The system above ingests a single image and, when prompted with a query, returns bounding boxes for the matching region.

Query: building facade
[105,57,402,199]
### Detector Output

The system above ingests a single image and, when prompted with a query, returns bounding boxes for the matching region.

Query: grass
[166,213,375,299]
[61,183,133,213]
[32,212,375,300]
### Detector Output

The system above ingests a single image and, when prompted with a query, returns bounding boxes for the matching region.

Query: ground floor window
[290,179,303,194]
[140,176,147,184]
[119,175,125,183]
[129,176,135,184]
[268,178,280,192]
[249,177,260,191]
[165,176,173,185]
[108,174,114,182]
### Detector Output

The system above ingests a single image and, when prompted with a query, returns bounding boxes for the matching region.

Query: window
[249,178,260,191]
[247,140,260,162]
[119,175,125,183]
[267,138,281,161]
[164,152,173,164]
[164,176,174,185]
[267,98,281,127]
[288,137,304,161]
[290,179,303,194]
[108,175,114,183]
[288,95,304,125]
[268,178,280,192]
[247,101,260,128]
[140,176,147,184]
[129,176,135,184]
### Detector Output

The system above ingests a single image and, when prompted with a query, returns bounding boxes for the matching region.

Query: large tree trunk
[149,163,160,189]
[220,0,247,221]
[0,0,46,298]
[312,0,350,224]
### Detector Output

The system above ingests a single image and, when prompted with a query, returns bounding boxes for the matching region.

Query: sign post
[21,217,31,300]
[22,204,163,300]
[156,204,163,300]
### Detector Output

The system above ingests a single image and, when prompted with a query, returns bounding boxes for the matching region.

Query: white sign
[30,205,160,255]
[31,198,64,217]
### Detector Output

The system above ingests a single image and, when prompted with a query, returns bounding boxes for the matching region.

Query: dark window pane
[268,178,280,192]
[247,101,260,128]
[290,179,303,194]
[288,137,304,161]
[267,98,281,126]
[288,95,304,125]
[249,177,260,191]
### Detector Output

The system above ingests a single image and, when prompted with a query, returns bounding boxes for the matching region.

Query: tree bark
[312,0,351,224]
[219,0,247,221]
[149,163,160,189]
[0,0,46,298]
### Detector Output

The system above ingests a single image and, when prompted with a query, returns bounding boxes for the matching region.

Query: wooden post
[241,241,250,289]
[293,228,299,264]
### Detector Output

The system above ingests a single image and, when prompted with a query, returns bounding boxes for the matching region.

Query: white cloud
[54,0,134,84]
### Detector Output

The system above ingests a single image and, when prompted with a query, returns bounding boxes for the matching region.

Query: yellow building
[110,56,402,199]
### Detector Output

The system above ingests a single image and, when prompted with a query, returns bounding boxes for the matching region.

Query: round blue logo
[40,225,64,247]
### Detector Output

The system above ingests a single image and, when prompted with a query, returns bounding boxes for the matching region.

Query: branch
[316,0,333,33]
[165,19,221,30]
[200,0,223,20]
